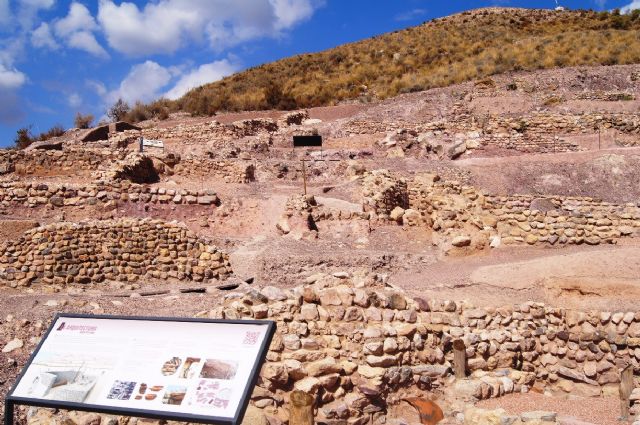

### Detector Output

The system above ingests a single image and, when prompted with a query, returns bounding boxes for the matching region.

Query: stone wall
[0,149,124,176]
[0,182,219,208]
[0,218,231,287]
[203,272,640,423]
[117,118,280,148]
[477,134,579,153]
[0,146,255,186]
[487,112,640,136]
[343,112,640,156]
[171,158,256,183]
[483,193,640,246]
[405,174,640,247]
[361,170,409,215]
[18,272,640,424]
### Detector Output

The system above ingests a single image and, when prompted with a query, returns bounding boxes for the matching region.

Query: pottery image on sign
[179,357,201,379]
[162,385,187,405]
[199,359,238,380]
[161,357,182,376]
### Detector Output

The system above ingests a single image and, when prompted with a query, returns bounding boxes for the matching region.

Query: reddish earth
[477,393,623,425]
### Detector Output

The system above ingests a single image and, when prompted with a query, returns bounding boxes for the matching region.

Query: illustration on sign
[6,315,275,425]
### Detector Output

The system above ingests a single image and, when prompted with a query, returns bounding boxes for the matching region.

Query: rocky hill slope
[170,7,640,115]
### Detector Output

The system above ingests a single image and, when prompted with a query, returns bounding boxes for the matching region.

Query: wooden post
[290,390,314,425]
[619,365,633,421]
[301,160,307,196]
[453,339,467,379]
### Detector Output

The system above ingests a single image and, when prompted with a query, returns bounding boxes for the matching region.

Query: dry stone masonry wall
[0,181,219,209]
[201,272,640,423]
[15,272,640,424]
[361,170,409,215]
[344,111,640,156]
[410,175,640,247]
[114,117,282,149]
[0,149,126,177]
[171,158,255,183]
[0,218,231,287]
[359,170,640,248]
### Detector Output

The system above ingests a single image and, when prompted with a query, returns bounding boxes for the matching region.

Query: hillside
[169,7,640,116]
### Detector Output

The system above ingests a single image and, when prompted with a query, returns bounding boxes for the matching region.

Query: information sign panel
[293,135,322,147]
[5,314,275,425]
[142,139,164,148]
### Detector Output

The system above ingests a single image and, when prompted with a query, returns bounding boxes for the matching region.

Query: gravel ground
[477,393,630,425]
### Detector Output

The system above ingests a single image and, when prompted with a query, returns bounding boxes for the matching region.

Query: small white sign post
[5,314,275,425]
[139,138,165,152]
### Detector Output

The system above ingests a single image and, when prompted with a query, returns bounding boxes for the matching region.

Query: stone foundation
[0,218,231,287]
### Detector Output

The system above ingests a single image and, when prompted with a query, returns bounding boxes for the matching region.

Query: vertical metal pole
[4,401,14,425]
[139,137,144,153]
[598,128,601,150]
[301,160,307,196]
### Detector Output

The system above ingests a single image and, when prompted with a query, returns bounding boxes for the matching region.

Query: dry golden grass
[170,8,640,115]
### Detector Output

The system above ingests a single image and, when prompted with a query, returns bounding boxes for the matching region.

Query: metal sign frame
[4,314,276,425]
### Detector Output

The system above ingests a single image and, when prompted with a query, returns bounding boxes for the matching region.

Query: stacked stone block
[0,218,231,287]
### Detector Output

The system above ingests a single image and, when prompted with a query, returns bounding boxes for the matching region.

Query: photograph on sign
[8,315,274,424]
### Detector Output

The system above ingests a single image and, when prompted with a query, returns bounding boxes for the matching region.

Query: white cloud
[19,0,54,8]
[165,59,238,100]
[394,8,427,22]
[0,90,25,124]
[270,0,318,29]
[97,0,323,56]
[68,93,82,108]
[0,63,26,90]
[86,79,107,96]
[53,2,109,58]
[0,0,10,26]
[31,22,59,49]
[16,0,54,29]
[54,2,97,37]
[0,63,27,125]
[107,60,172,105]
[621,0,640,12]
[594,0,607,8]
[68,31,109,57]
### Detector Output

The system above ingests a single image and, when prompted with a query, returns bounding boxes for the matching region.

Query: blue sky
[0,0,637,147]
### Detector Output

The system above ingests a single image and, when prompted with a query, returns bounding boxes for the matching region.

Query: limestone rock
[2,338,23,353]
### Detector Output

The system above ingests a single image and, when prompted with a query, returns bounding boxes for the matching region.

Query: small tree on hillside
[37,125,65,140]
[107,98,130,122]
[264,81,297,110]
[14,126,35,150]
[74,112,94,129]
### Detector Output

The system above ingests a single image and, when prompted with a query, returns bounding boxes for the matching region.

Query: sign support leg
[4,401,14,425]
[301,160,307,196]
